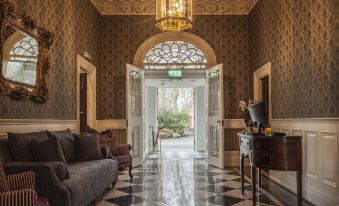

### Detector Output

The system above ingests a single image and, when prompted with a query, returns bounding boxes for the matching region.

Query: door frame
[76,55,97,131]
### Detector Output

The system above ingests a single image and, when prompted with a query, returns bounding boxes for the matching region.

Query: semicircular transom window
[143,40,207,69]
[9,36,39,63]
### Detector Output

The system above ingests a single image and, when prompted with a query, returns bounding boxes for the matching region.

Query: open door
[126,64,145,167]
[207,64,224,169]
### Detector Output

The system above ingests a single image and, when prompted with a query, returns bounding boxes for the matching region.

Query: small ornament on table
[264,127,272,136]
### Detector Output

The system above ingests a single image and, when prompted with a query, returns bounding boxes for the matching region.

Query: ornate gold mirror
[0,0,53,102]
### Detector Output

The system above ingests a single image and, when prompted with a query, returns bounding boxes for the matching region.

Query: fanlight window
[143,40,207,69]
[9,36,39,63]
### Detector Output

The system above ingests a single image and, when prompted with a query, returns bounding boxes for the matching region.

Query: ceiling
[91,0,258,16]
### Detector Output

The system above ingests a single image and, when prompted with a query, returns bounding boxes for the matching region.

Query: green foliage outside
[158,108,190,135]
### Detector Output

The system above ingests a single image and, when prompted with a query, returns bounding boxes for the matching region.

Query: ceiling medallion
[155,0,193,32]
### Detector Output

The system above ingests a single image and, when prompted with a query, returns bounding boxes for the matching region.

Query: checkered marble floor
[98,152,278,206]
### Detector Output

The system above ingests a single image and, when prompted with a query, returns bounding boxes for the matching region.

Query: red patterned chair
[0,157,49,206]
[98,130,133,179]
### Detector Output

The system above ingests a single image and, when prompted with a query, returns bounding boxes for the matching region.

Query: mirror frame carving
[0,0,54,103]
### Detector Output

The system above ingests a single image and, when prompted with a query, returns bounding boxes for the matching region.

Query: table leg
[251,165,256,205]
[258,168,262,188]
[240,154,244,195]
[297,170,302,206]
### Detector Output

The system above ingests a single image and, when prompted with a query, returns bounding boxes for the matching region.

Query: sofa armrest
[0,189,37,206]
[4,162,71,206]
[7,171,35,191]
[100,145,110,159]
[117,144,132,155]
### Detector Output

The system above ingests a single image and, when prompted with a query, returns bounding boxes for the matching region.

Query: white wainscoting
[271,118,339,206]
[0,119,79,137]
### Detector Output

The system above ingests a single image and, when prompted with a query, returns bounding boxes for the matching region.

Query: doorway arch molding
[134,31,217,68]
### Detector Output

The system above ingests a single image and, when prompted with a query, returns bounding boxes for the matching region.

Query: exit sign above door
[168,70,182,78]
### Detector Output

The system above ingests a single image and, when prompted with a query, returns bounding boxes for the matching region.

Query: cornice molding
[91,0,258,16]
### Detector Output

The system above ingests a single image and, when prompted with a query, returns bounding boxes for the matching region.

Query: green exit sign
[168,70,182,78]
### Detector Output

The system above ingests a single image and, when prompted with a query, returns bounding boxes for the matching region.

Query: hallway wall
[98,15,250,120]
[249,0,339,118]
[0,0,101,120]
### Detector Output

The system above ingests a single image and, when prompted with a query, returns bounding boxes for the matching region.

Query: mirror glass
[2,24,39,86]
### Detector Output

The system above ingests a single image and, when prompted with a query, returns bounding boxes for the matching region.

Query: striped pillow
[0,156,10,192]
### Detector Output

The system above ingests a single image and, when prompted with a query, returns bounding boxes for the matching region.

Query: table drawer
[240,136,251,149]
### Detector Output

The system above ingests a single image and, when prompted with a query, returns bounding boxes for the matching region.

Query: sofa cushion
[74,134,103,162]
[31,137,69,179]
[62,159,117,206]
[46,129,75,163]
[115,155,131,165]
[7,132,48,162]
[0,139,12,163]
[98,135,119,155]
[42,161,68,181]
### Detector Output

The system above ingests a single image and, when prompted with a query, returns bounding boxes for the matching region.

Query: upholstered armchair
[0,158,49,206]
[98,130,133,178]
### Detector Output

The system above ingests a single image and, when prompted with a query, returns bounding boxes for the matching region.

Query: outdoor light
[156,0,193,31]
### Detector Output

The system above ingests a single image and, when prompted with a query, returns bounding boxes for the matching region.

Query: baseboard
[0,119,79,137]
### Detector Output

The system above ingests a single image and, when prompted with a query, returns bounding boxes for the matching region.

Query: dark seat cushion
[62,160,117,206]
[115,155,131,165]
[7,132,48,162]
[46,129,75,163]
[41,161,68,181]
[32,137,69,179]
[74,134,103,162]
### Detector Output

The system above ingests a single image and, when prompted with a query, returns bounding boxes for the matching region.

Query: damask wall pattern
[249,0,339,118]
[98,15,249,119]
[0,0,101,119]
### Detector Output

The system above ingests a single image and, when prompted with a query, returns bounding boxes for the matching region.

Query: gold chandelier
[156,0,193,32]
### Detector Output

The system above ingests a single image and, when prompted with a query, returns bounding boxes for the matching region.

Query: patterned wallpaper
[249,0,339,118]
[0,0,101,119]
[98,15,249,119]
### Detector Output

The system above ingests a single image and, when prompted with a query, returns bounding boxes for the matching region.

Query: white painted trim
[253,62,272,120]
[223,119,245,129]
[270,118,339,206]
[0,119,79,137]
[76,55,97,129]
[97,119,127,131]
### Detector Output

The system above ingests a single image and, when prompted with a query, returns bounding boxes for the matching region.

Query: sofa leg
[129,165,133,179]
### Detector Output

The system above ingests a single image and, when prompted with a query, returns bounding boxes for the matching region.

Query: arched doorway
[128,32,224,169]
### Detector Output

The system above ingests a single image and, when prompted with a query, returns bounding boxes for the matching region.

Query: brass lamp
[156,0,193,31]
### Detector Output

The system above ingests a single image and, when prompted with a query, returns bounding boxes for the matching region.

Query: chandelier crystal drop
[156,0,193,32]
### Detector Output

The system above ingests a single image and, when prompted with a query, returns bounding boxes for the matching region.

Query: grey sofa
[0,132,118,206]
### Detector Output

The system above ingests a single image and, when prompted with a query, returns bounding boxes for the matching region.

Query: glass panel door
[207,64,224,168]
[127,64,145,167]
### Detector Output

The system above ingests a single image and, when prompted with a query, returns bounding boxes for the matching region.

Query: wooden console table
[238,133,302,206]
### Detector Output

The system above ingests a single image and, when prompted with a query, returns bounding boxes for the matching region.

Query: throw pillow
[31,136,70,179]
[46,129,75,163]
[74,134,103,162]
[0,156,10,192]
[7,132,49,162]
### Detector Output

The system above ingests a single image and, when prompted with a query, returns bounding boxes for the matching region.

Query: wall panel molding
[271,118,339,206]
[0,119,79,137]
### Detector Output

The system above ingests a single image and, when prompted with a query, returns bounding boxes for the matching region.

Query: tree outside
[158,88,194,138]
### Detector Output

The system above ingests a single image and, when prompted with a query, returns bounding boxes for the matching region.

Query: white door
[206,64,224,169]
[126,64,145,167]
